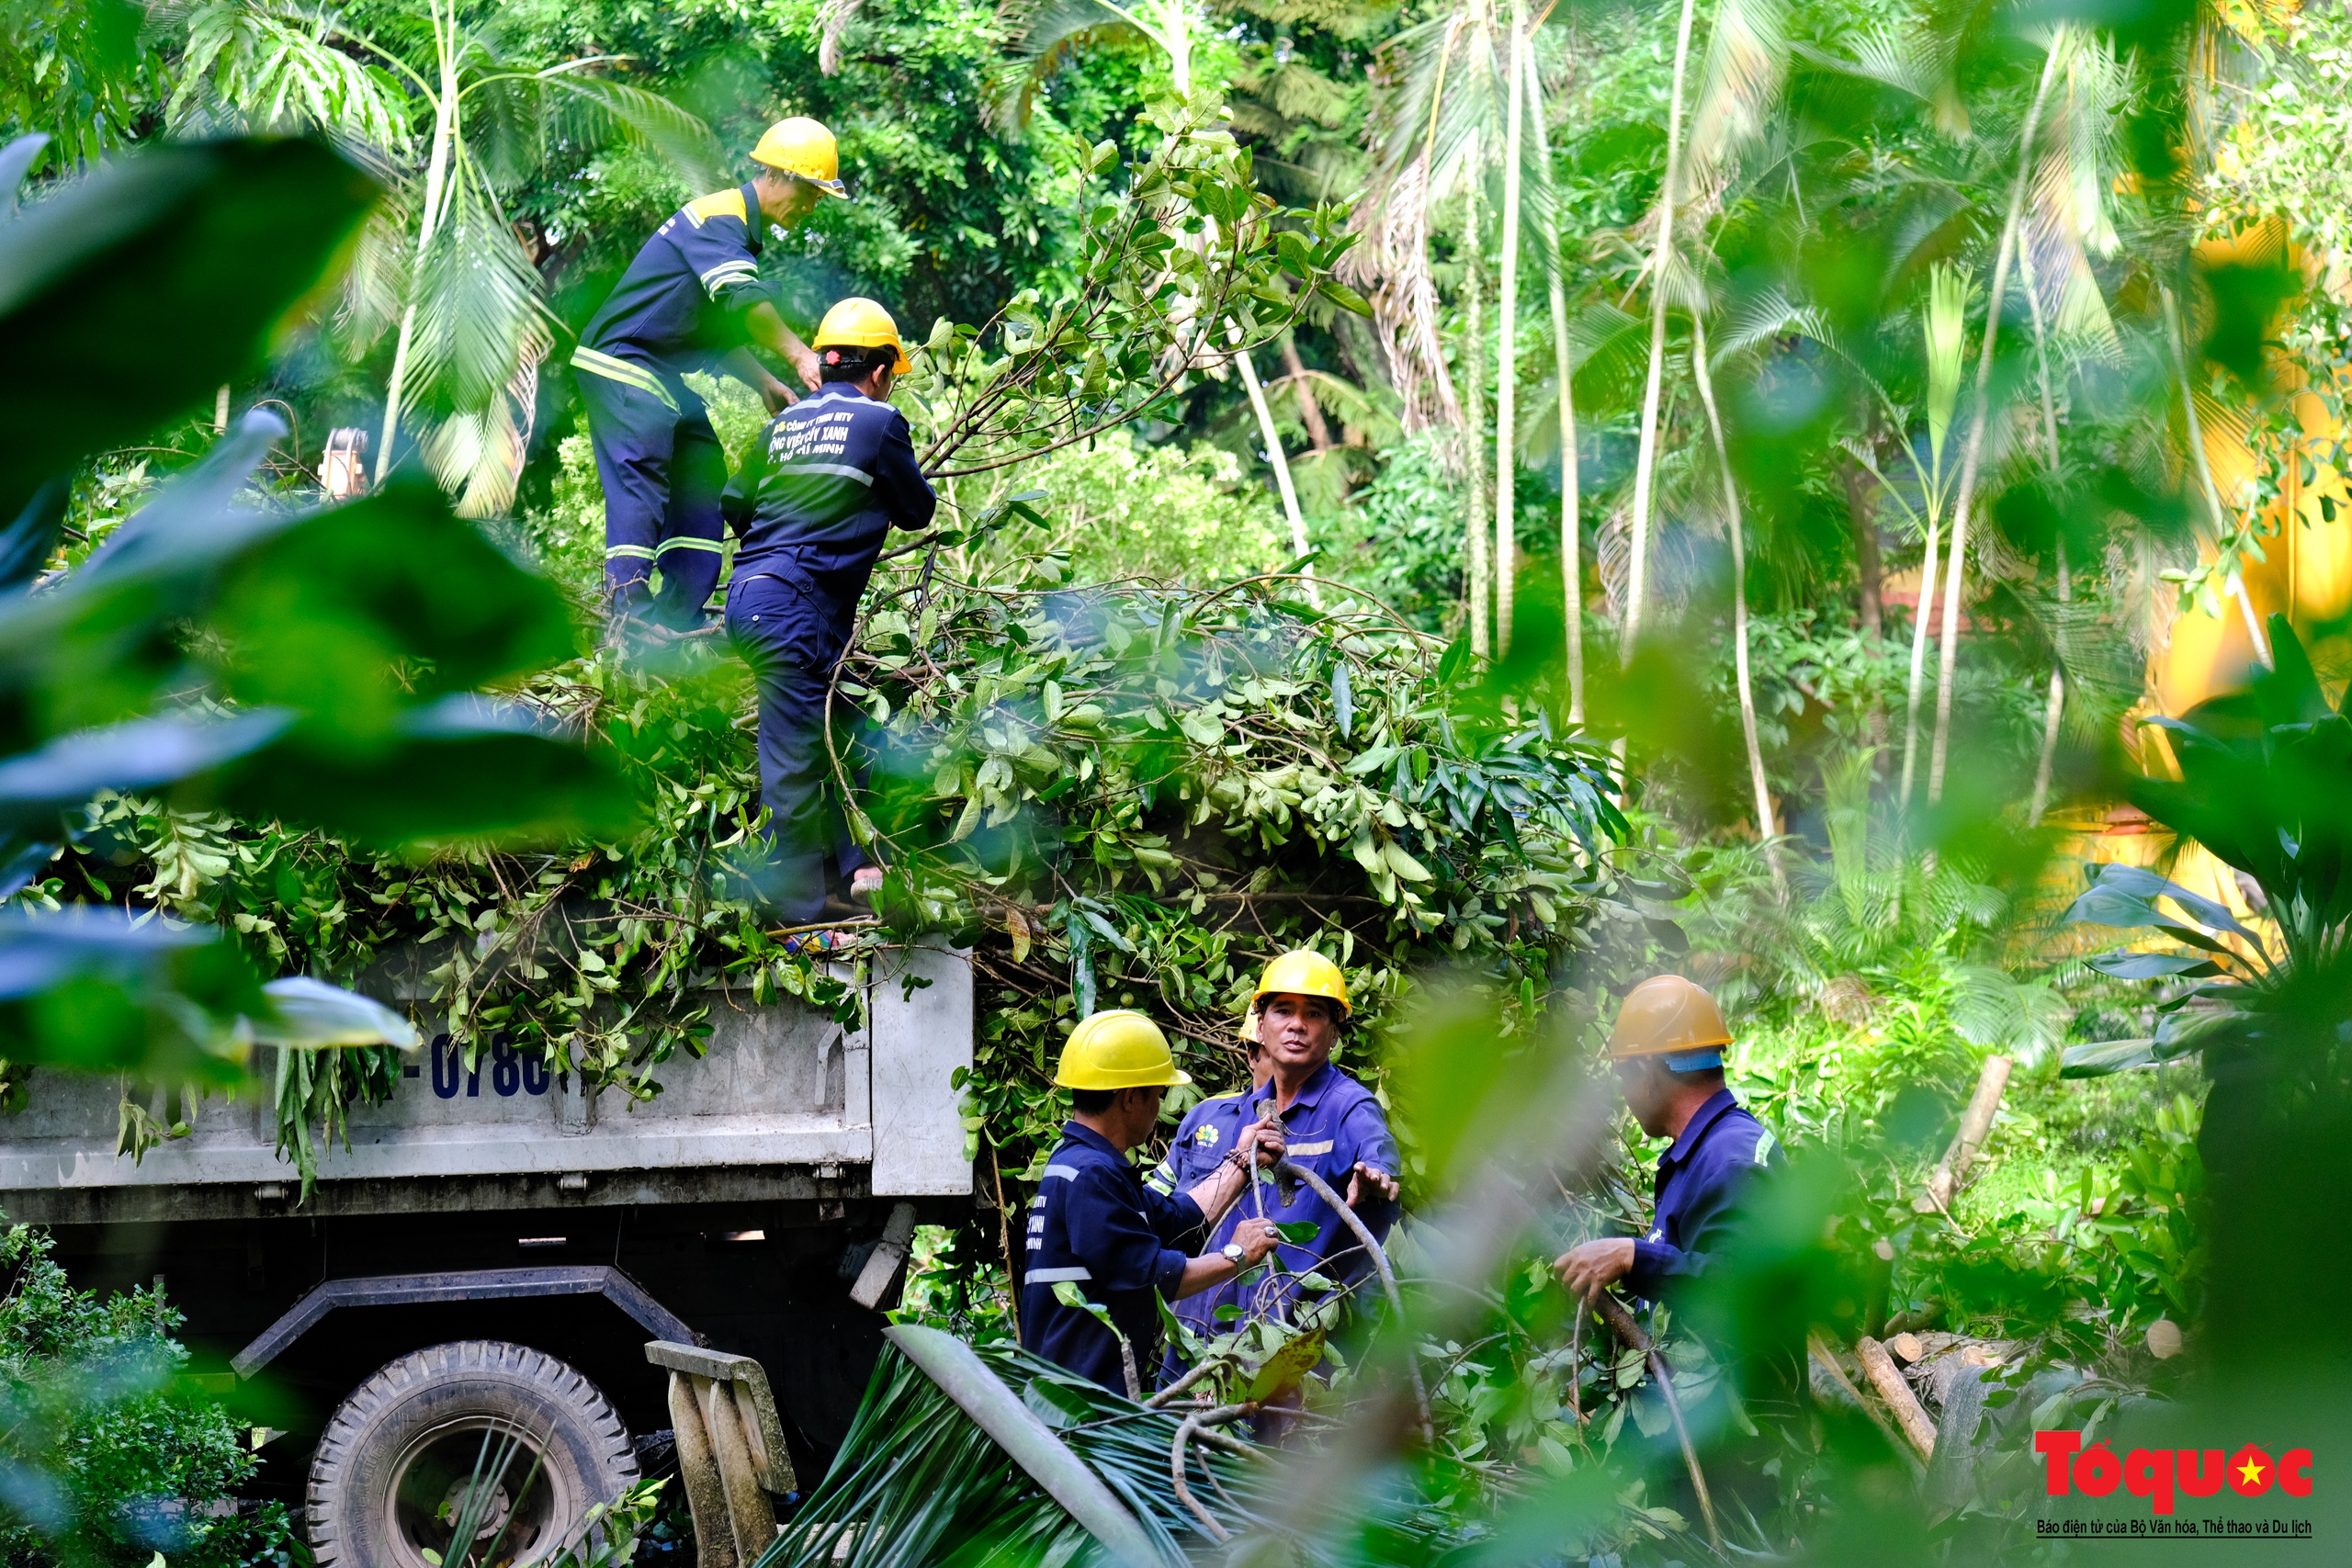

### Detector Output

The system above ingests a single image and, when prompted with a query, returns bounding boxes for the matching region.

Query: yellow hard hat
[1250,950,1351,1020]
[1608,976,1732,1067]
[751,117,848,197]
[1056,1010,1193,1090]
[813,296,912,376]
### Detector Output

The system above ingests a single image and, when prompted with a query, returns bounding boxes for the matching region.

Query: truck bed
[0,942,974,1224]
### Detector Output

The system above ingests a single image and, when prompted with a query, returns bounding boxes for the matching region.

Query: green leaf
[1242,1327,1325,1403]
[208,481,582,729]
[218,703,639,848]
[1273,1220,1318,1245]
[2061,1039,2160,1078]
[0,139,380,519]
[1317,278,1374,318]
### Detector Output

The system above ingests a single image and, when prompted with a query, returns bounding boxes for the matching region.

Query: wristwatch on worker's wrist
[1221,1242,1248,1266]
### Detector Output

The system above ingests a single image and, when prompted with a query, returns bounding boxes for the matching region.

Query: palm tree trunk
[1494,0,1526,658]
[376,0,459,486]
[1843,455,1885,755]
[1900,514,1941,806]
[2029,539,2070,825]
[1463,127,1490,658]
[1529,31,1583,724]
[1237,345,1317,605]
[1690,310,1782,893]
[2020,226,2067,827]
[1619,0,1701,664]
[1928,31,2065,803]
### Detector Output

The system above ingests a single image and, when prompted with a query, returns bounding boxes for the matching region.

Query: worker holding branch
[1173,952,1400,1361]
[1554,976,1781,1304]
[573,118,843,630]
[1022,1010,1286,1394]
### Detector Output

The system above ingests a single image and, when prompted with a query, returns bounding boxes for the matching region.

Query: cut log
[1927,1055,2013,1209]
[1806,1332,1924,1478]
[1885,1332,1924,1364]
[1856,1335,1938,1460]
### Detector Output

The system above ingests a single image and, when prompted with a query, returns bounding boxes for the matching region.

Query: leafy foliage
[0,1224,285,1568]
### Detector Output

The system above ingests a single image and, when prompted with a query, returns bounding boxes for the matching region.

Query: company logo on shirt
[1195,1125,1220,1148]
[772,409,857,461]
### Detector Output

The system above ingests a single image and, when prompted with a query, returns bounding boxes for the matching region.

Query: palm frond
[1683,0,1787,209]
[760,1339,1450,1568]
[170,0,413,150]
[538,74,728,195]
[998,0,1154,133]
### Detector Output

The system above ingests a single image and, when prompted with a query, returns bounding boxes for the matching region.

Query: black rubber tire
[307,1340,639,1568]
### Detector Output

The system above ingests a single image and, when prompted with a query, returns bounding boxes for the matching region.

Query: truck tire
[308,1340,639,1568]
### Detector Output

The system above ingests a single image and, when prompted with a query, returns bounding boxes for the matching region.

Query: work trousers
[725,569,870,923]
[576,363,726,626]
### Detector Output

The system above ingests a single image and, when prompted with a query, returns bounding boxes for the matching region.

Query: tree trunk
[1690,311,1783,894]
[1928,32,2065,803]
[1843,455,1885,756]
[1237,346,1317,607]
[1619,0,1701,664]
[1529,30,1584,724]
[377,0,460,487]
[1277,334,1333,452]
[1846,458,1882,642]
[1494,0,1526,659]
[1899,515,1941,807]
[1464,128,1490,658]
[2020,235,2066,828]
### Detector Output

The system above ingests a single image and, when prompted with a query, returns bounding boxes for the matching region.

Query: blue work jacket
[1626,1088,1781,1300]
[1145,1090,1254,1199]
[1187,1061,1398,1336]
[577,184,776,387]
[1020,1122,1206,1392]
[720,385,937,596]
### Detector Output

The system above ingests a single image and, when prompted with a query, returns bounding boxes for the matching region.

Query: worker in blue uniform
[1022,1010,1283,1395]
[1144,1020,1271,1200]
[1180,952,1400,1348]
[719,297,933,925]
[572,117,843,629]
[1553,975,1781,1304]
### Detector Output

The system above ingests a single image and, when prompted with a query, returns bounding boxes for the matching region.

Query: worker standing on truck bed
[1022,1010,1285,1395]
[1553,975,1781,1304]
[719,298,933,926]
[573,117,842,631]
[1175,951,1400,1356]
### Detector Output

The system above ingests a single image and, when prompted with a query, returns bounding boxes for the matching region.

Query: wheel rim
[386,1418,570,1568]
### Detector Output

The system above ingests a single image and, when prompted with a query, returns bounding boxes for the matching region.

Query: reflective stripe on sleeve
[605,545,656,560]
[1025,1266,1093,1283]
[655,536,725,554]
[1043,1164,1081,1180]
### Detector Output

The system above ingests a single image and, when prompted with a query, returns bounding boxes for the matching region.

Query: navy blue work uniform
[573,184,778,625]
[719,384,935,921]
[1021,1122,1207,1392]
[1625,1088,1781,1301]
[1184,1061,1397,1340]
[1145,1089,1252,1199]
